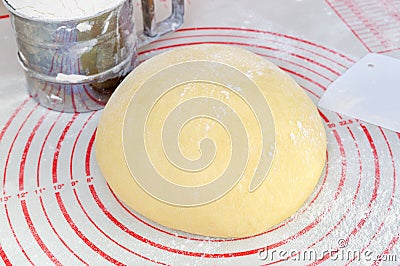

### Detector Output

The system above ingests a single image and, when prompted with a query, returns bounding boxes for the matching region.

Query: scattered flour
[56,73,87,83]
[76,21,93,32]
[4,0,125,21]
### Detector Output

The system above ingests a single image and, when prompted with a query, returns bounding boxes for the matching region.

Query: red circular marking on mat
[34,112,89,265]
[306,124,382,265]
[108,148,330,243]
[114,36,337,241]
[52,114,78,184]
[139,41,335,92]
[67,113,168,265]
[70,112,97,181]
[174,27,356,64]
[333,130,347,200]
[55,192,125,265]
[84,121,343,258]
[139,41,341,80]
[4,204,34,265]
[72,188,169,266]
[20,200,62,265]
[276,127,364,264]
[17,109,63,265]
[1,27,380,264]
[265,122,385,265]
[92,39,335,245]
[49,115,126,265]
[2,103,39,193]
[83,31,384,262]
[256,53,334,83]
[85,130,96,177]
[1,103,41,264]
[0,244,11,265]
[153,33,350,69]
[372,232,400,266]
[344,127,397,265]
[19,110,50,191]
[38,195,89,265]
[11,106,88,264]
[36,112,63,186]
[83,32,346,255]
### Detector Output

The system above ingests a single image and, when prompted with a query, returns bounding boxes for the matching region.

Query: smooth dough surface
[95,44,327,238]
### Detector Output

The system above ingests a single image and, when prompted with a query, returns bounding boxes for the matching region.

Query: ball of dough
[95,44,326,238]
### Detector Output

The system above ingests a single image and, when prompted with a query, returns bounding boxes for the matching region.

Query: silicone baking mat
[0,0,399,265]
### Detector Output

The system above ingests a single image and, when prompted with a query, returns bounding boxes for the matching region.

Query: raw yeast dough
[95,44,326,238]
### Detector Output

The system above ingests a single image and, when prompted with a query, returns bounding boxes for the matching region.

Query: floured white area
[3,0,124,20]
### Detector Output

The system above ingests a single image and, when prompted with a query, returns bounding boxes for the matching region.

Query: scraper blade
[319,53,400,133]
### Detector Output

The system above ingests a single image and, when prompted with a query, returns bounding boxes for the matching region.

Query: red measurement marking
[71,180,78,187]
[38,196,89,265]
[21,200,62,265]
[17,191,28,199]
[362,125,380,208]
[68,114,166,265]
[36,112,63,187]
[19,110,49,191]
[325,0,400,52]
[0,244,11,265]
[53,184,65,191]
[318,110,330,123]
[3,103,38,194]
[327,123,336,129]
[0,195,11,203]
[52,114,78,184]
[344,127,397,265]
[281,66,326,91]
[0,14,9,19]
[263,126,350,265]
[34,188,46,195]
[4,205,34,265]
[85,130,96,177]
[372,232,399,265]
[297,128,362,263]
[175,27,355,63]
[69,111,97,181]
[109,150,329,243]
[308,125,382,265]
[55,192,126,265]
[72,189,168,265]
[85,35,350,256]
[152,33,349,69]
[139,40,340,83]
[339,119,353,126]
[325,120,355,129]
[333,130,347,200]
